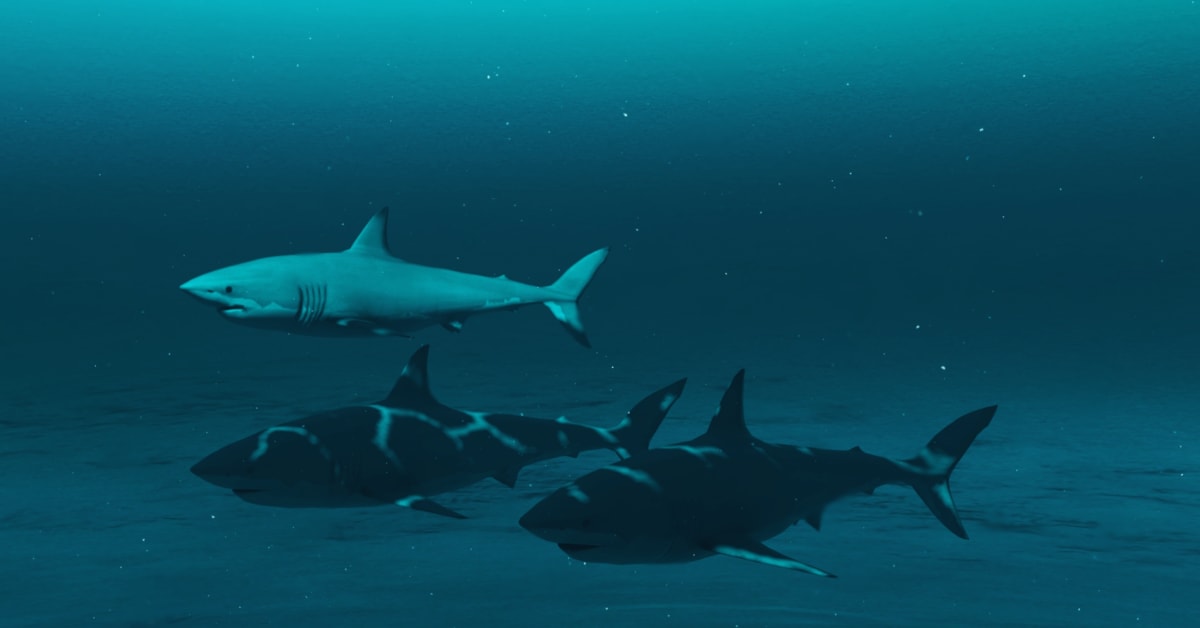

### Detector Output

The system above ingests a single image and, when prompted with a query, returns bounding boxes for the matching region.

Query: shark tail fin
[543,248,609,348]
[903,405,997,540]
[608,378,687,455]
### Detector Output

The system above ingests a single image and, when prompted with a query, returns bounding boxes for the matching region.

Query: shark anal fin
[396,495,467,519]
[706,539,836,578]
[492,466,522,488]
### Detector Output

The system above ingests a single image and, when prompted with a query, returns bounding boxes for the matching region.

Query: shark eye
[224,286,234,294]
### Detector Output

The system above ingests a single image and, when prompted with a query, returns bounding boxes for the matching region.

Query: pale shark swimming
[520,370,996,577]
[180,207,609,347]
[191,345,687,518]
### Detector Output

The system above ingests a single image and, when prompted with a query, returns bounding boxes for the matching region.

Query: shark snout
[190,455,237,489]
[179,277,219,302]
[190,442,259,490]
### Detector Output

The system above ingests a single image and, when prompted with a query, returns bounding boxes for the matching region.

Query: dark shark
[192,345,686,518]
[519,370,995,576]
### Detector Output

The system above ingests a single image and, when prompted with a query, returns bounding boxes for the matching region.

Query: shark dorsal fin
[348,207,395,257]
[382,345,436,406]
[704,369,751,442]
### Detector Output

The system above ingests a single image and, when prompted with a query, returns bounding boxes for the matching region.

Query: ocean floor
[2,331,1196,627]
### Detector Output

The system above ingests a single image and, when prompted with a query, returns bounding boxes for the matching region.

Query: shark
[519,370,996,577]
[179,207,610,347]
[191,345,687,519]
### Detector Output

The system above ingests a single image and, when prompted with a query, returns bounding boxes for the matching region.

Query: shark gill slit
[304,285,314,325]
[295,286,306,324]
[317,284,327,322]
[298,284,326,326]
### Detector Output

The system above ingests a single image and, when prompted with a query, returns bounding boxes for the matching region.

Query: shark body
[180,208,609,347]
[520,370,995,576]
[191,346,686,519]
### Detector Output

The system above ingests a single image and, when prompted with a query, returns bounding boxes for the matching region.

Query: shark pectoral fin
[395,495,467,519]
[441,320,465,333]
[706,540,836,578]
[492,466,522,488]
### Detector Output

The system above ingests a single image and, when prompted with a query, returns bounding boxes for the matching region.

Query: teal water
[1,2,1197,626]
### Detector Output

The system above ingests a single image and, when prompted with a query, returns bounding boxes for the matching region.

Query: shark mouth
[220,305,246,314]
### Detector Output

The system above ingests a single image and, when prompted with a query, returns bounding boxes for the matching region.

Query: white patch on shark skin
[558,420,625,456]
[593,421,622,446]
[557,430,570,449]
[933,481,953,505]
[372,409,405,470]
[599,466,662,493]
[484,296,522,308]
[395,495,423,508]
[370,405,465,451]
[663,445,728,469]
[250,426,331,462]
[750,442,785,470]
[710,544,833,577]
[566,484,591,504]
[894,448,956,476]
[659,393,677,413]
[368,405,530,456]
[449,412,529,455]
[920,448,956,474]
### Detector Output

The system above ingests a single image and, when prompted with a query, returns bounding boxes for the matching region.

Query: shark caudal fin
[903,405,997,539]
[543,248,609,348]
[608,378,687,456]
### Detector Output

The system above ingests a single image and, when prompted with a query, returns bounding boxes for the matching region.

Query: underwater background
[1,1,1197,626]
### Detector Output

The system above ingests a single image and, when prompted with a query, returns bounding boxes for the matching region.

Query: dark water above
[1,2,1197,626]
